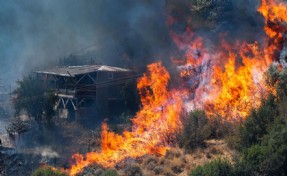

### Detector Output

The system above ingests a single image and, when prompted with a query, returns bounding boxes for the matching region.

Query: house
[35,65,136,121]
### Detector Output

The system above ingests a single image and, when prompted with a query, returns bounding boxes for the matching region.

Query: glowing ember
[68,62,185,175]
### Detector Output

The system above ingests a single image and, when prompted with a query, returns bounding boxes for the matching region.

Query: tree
[13,75,56,125]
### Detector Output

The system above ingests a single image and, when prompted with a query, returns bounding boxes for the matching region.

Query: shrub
[177,110,211,151]
[189,158,233,176]
[225,134,241,151]
[101,169,119,176]
[32,166,68,176]
[164,149,181,160]
[124,163,143,176]
[238,94,277,149]
[143,155,158,170]
[235,124,287,175]
[208,115,236,138]
[154,166,164,175]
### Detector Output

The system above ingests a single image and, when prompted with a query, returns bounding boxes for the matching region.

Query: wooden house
[35,65,135,120]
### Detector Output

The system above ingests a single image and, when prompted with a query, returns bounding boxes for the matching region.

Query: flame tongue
[68,1,287,175]
[69,62,184,175]
[205,43,271,121]
[172,0,287,121]
[258,0,287,65]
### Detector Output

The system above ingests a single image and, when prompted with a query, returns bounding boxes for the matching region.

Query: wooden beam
[55,98,61,109]
[61,98,66,108]
[70,99,77,110]
[77,98,85,107]
[87,74,97,83]
[76,74,87,84]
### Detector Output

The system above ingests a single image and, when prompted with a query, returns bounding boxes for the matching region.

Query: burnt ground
[0,120,108,175]
[0,146,36,176]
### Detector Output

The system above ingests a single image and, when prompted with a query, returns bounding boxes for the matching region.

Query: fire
[258,0,287,64]
[174,39,272,121]
[205,42,271,121]
[61,1,287,175]
[68,62,185,175]
[170,0,287,121]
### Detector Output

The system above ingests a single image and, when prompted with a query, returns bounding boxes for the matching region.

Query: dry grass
[122,139,236,176]
[78,139,236,176]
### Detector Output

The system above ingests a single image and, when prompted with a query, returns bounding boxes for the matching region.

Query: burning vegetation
[69,62,185,175]
[2,0,287,176]
[63,0,287,175]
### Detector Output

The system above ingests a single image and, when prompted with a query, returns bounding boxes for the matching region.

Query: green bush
[235,124,287,175]
[177,110,211,151]
[231,66,287,175]
[101,169,119,176]
[208,115,235,138]
[189,158,233,176]
[238,94,277,149]
[32,166,68,176]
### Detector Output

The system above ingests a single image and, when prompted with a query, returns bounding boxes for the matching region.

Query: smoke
[168,0,264,46]
[32,147,59,158]
[0,0,172,86]
[0,0,268,87]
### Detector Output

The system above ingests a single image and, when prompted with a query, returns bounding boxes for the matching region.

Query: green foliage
[32,166,68,176]
[231,66,287,175]
[209,116,235,138]
[101,169,119,176]
[178,110,211,151]
[189,158,233,176]
[234,124,287,176]
[266,65,287,98]
[13,75,56,125]
[238,66,287,150]
[238,94,277,149]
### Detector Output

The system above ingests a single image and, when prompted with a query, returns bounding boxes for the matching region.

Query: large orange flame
[68,62,185,175]
[258,0,287,63]
[64,1,287,175]
[174,40,272,121]
[170,0,287,121]
[205,42,272,121]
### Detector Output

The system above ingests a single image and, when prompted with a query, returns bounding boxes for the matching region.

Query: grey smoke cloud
[0,0,267,87]
[0,0,172,86]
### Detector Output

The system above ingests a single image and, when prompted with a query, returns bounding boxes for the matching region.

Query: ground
[77,139,236,176]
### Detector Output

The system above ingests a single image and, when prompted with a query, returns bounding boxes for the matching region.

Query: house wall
[37,70,135,121]
[96,71,133,116]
